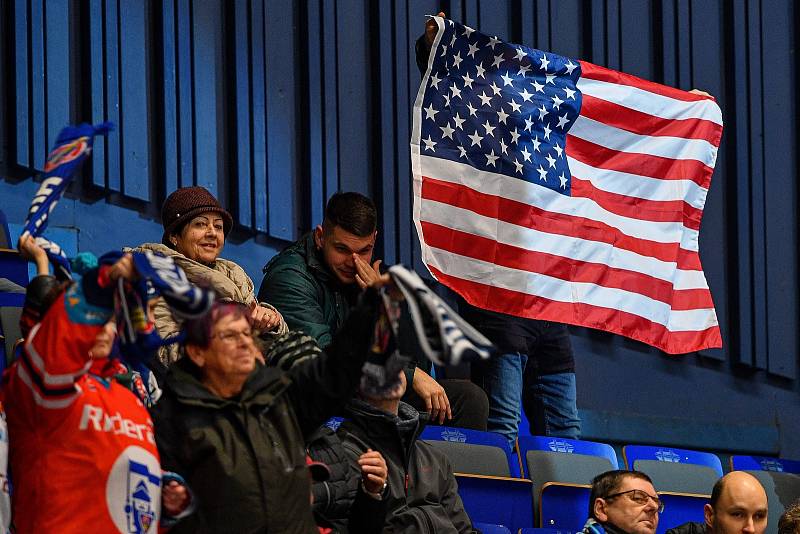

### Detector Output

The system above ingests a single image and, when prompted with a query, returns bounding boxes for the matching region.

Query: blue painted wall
[1,1,798,457]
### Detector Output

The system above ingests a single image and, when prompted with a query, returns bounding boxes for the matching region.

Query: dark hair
[322,192,377,237]
[779,499,800,534]
[709,476,726,509]
[589,470,655,520]
[183,300,251,349]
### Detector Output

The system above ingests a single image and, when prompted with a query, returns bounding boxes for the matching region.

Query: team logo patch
[106,445,161,533]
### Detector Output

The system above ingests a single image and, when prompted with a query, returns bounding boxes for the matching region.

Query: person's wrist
[362,479,387,500]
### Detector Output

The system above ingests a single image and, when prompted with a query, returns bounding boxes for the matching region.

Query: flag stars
[423,136,437,152]
[500,72,514,87]
[515,47,527,61]
[440,45,448,57]
[462,72,475,89]
[556,113,570,129]
[520,146,533,162]
[443,93,451,107]
[519,87,535,102]
[545,74,556,85]
[440,123,455,139]
[537,104,549,121]
[467,102,478,117]
[482,120,496,137]
[539,54,550,71]
[487,35,501,50]
[468,129,484,147]
[523,115,535,132]
[492,54,505,68]
[453,113,466,130]
[430,73,442,89]
[475,63,486,79]
[564,87,576,100]
[499,138,509,155]
[543,123,552,140]
[513,158,524,174]
[485,149,499,167]
[537,165,548,181]
[489,82,502,96]
[564,60,577,75]
[450,84,462,100]
[478,92,493,106]
[508,99,522,113]
[424,103,439,120]
[463,25,475,36]
[450,33,457,47]
[458,145,468,158]
[554,142,564,158]
[467,42,480,58]
[510,127,521,144]
[532,79,545,93]
[532,136,542,152]
[551,94,564,110]
[452,52,463,69]
[497,108,509,124]
[559,172,568,188]
[518,63,531,76]
[545,153,556,168]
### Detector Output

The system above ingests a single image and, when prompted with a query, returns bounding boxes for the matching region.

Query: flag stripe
[420,155,701,252]
[580,94,723,142]
[429,264,722,354]
[570,177,703,230]
[421,221,715,309]
[566,135,714,188]
[579,61,724,123]
[423,248,719,332]
[570,116,718,167]
[419,187,708,288]
[567,157,708,208]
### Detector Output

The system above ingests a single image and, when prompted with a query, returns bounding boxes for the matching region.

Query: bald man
[666,471,769,534]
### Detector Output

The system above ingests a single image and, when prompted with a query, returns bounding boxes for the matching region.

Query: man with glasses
[584,470,662,534]
[666,471,768,534]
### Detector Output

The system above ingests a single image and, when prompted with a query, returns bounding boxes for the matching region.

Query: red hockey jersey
[3,280,162,533]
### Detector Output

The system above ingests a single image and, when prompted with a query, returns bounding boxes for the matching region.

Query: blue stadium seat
[472,522,512,534]
[623,445,723,477]
[518,436,619,478]
[731,455,800,474]
[658,492,710,532]
[455,473,534,533]
[422,425,521,477]
[519,529,574,534]
[0,211,28,369]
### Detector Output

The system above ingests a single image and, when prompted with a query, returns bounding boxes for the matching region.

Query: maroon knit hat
[161,186,233,246]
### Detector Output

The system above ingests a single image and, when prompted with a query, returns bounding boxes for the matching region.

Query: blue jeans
[472,352,580,447]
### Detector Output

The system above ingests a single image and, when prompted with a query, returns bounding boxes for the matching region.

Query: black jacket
[665,522,708,534]
[339,399,478,533]
[152,289,380,533]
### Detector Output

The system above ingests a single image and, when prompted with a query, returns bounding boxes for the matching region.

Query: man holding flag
[412,14,722,442]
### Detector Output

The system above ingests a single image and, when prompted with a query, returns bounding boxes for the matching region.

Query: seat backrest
[520,436,619,478]
[422,426,517,476]
[624,445,723,477]
[731,455,800,474]
[455,473,534,533]
[519,529,574,534]
[472,522,512,534]
[632,460,719,495]
[0,210,11,249]
[539,482,590,530]
[743,470,800,531]
[658,492,710,532]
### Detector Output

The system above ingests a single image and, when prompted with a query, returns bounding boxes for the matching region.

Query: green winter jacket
[152,289,380,533]
[259,232,359,349]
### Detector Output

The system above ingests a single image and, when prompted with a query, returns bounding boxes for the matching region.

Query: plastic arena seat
[658,492,710,532]
[421,425,519,477]
[742,470,800,529]
[730,455,800,474]
[0,215,28,369]
[455,473,534,533]
[623,445,721,495]
[519,529,574,534]
[472,522,512,534]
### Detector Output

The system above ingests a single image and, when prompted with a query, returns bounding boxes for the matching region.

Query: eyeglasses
[604,489,665,513]
[212,328,253,344]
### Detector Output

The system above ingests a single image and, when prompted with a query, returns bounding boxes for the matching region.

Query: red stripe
[565,135,714,189]
[570,177,703,231]
[580,94,723,145]
[421,221,714,310]
[421,176,703,270]
[579,61,718,104]
[429,265,722,355]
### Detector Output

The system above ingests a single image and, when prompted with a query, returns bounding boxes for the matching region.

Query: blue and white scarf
[21,122,114,278]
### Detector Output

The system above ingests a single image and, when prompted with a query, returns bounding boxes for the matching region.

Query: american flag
[410,17,723,354]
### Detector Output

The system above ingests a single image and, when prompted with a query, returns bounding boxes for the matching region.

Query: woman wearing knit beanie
[134,186,288,365]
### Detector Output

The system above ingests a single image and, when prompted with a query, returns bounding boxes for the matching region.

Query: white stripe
[16,364,81,409]
[419,155,700,251]
[578,77,724,126]
[420,199,710,291]
[25,323,93,387]
[567,157,708,209]
[570,116,719,167]
[423,246,719,332]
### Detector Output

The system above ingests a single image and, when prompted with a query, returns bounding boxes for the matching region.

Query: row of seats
[420,425,800,534]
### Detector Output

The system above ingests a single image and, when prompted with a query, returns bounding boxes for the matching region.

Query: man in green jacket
[258,192,488,430]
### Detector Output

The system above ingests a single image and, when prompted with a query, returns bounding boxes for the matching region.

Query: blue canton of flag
[419,19,582,195]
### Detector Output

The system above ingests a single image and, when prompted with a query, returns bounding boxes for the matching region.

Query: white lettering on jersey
[79,404,155,444]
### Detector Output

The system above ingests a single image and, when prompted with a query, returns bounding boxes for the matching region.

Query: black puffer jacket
[665,522,707,534]
[152,289,381,534]
[339,400,479,534]
[307,426,385,533]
